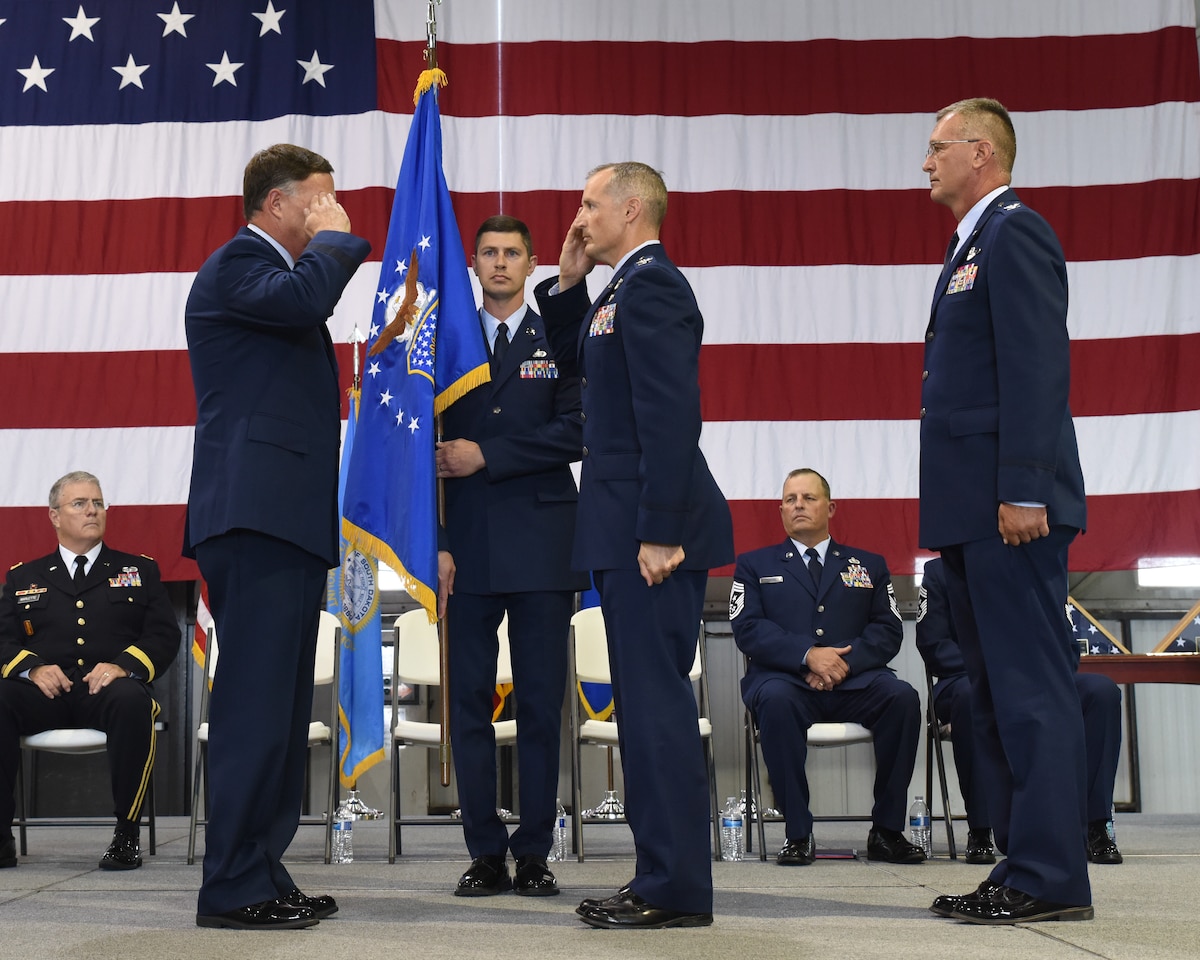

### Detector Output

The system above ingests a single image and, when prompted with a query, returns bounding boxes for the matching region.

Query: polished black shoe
[0,835,16,869]
[949,884,1093,925]
[776,834,816,866]
[577,884,634,913]
[1087,819,1123,864]
[930,879,1004,917]
[578,893,713,930]
[454,855,511,896]
[99,832,142,870]
[281,887,338,919]
[866,826,925,864]
[965,828,997,865]
[196,898,318,929]
[513,855,559,897]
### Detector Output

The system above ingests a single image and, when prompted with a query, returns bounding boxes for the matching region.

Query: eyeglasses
[925,139,981,158]
[56,498,107,512]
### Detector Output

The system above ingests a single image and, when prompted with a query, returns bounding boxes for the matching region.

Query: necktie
[805,548,822,588]
[943,231,960,268]
[491,321,509,374]
[73,555,87,585]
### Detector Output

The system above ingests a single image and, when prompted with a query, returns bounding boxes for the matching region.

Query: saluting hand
[557,211,595,291]
[304,191,352,238]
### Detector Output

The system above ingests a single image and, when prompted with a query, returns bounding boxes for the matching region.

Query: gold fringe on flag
[413,68,448,105]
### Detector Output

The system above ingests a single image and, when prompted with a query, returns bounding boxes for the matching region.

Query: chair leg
[572,739,585,862]
[16,750,27,857]
[747,712,768,861]
[187,743,206,865]
[324,738,336,865]
[388,744,399,863]
[933,729,957,860]
[705,735,720,862]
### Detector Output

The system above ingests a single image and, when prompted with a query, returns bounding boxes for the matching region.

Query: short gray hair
[49,471,102,508]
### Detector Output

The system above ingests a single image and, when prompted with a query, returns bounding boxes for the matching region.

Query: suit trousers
[593,568,711,915]
[751,673,920,838]
[0,676,158,831]
[194,530,328,916]
[940,527,1091,906]
[447,589,573,859]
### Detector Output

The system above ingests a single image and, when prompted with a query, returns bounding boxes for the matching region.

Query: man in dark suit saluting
[919,99,1092,925]
[535,162,733,930]
[185,144,370,930]
[436,215,587,898]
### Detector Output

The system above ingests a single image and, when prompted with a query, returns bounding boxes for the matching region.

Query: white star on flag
[252,1,286,36]
[18,56,55,93]
[297,50,334,86]
[367,362,381,377]
[407,416,420,434]
[63,6,100,42]
[113,55,150,90]
[394,409,404,426]
[158,2,194,38]
[207,52,244,87]
[418,235,431,250]
[376,289,387,303]
[379,388,393,406]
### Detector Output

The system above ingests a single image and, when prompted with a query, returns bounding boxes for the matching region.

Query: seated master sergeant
[917,556,1123,865]
[730,468,924,865]
[0,471,181,870]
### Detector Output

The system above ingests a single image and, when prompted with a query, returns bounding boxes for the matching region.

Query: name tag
[759,576,784,583]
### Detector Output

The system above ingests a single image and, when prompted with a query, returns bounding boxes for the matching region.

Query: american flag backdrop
[1,0,1198,582]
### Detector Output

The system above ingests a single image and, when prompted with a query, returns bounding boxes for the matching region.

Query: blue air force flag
[328,388,385,786]
[341,70,489,619]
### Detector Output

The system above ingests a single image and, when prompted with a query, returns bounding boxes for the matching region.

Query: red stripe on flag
[379,31,1200,117]
[0,505,197,583]
[724,488,1200,577]
[6,180,1198,276]
[6,335,1198,430]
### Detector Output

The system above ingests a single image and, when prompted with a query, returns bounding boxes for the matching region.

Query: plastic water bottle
[908,796,932,858]
[332,798,354,863]
[549,799,569,862]
[720,796,745,861]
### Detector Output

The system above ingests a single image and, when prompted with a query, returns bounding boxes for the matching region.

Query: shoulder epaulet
[139,554,155,561]
[9,562,22,570]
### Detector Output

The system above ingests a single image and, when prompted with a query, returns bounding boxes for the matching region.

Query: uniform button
[581,377,587,388]
[127,597,134,602]
[579,412,586,422]
[920,407,926,419]
[77,658,85,666]
[815,628,825,637]
[77,638,85,646]
[491,406,502,414]
[922,370,929,380]
[926,330,935,341]
[76,600,84,609]
[582,446,589,457]
[817,605,825,613]
[77,618,85,626]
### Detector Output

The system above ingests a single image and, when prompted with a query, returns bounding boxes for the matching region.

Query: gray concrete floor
[0,814,1195,960]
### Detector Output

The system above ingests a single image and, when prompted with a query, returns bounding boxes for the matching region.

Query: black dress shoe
[866,827,925,864]
[99,832,142,870]
[578,893,713,930]
[949,884,1093,924]
[454,855,511,896]
[1086,819,1123,864]
[0,835,16,869]
[282,887,338,919]
[196,898,318,929]
[577,884,634,913]
[930,879,1004,917]
[965,828,997,865]
[513,855,559,897]
[777,835,815,866]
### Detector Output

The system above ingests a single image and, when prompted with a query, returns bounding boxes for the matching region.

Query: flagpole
[423,0,453,790]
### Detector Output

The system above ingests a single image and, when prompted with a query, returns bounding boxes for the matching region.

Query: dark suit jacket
[184,227,370,566]
[731,538,903,704]
[440,306,588,594]
[1,545,180,682]
[534,243,732,572]
[919,188,1086,550]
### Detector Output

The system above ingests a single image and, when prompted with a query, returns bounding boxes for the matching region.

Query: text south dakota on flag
[341,68,488,619]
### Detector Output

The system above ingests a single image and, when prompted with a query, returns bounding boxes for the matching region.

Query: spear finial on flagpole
[415,1,448,103]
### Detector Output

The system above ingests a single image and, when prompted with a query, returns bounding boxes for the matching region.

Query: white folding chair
[567,606,720,861]
[386,610,517,862]
[187,610,340,864]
